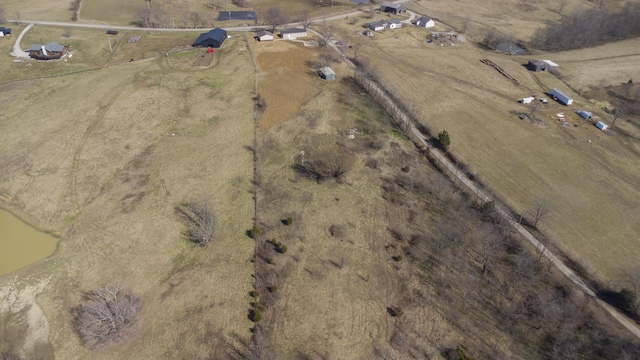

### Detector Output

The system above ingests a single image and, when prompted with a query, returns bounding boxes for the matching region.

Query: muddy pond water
[0,209,57,276]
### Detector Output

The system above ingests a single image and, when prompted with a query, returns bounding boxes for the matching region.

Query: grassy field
[248,38,459,358]
[0,31,256,359]
[320,16,640,283]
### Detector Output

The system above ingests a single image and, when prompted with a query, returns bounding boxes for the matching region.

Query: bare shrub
[293,147,356,182]
[74,285,142,350]
[176,195,218,246]
[329,224,345,238]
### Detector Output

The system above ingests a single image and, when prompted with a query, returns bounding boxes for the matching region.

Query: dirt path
[10,23,34,58]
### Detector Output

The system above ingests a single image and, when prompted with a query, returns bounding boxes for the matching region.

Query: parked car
[106,30,119,35]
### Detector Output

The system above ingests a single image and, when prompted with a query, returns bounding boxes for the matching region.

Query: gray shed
[380,2,407,14]
[577,110,593,120]
[318,67,336,80]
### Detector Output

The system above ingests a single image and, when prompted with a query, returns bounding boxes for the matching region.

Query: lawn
[0,34,256,359]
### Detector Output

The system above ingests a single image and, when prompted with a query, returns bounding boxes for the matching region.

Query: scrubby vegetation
[175,195,218,246]
[73,285,142,350]
[531,4,640,51]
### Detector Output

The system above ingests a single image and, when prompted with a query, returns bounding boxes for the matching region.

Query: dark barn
[193,28,228,48]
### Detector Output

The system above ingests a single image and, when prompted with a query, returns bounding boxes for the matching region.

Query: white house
[256,30,273,41]
[280,28,307,40]
[415,16,435,28]
[388,19,403,29]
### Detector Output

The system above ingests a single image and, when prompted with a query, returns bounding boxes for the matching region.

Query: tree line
[531,3,640,51]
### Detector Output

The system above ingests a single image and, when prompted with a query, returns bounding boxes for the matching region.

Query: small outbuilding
[550,88,573,106]
[527,59,559,72]
[193,28,227,48]
[367,20,386,31]
[380,2,407,14]
[577,110,593,120]
[0,27,12,36]
[280,28,307,40]
[520,97,535,104]
[318,67,336,80]
[595,121,608,131]
[255,30,274,42]
[415,16,435,28]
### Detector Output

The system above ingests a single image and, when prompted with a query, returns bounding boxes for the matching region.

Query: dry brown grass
[252,40,322,129]
[325,18,640,282]
[247,38,462,357]
[0,34,256,359]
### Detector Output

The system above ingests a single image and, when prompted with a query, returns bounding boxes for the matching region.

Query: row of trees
[531,3,640,51]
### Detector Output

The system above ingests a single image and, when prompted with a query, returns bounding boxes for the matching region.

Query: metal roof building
[318,67,336,80]
[193,28,227,48]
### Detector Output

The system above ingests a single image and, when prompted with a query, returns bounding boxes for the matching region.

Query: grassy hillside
[0,31,256,359]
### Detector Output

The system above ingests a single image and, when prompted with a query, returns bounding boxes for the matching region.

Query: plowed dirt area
[251,40,321,129]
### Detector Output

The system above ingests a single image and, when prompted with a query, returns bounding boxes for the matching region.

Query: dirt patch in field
[252,41,321,129]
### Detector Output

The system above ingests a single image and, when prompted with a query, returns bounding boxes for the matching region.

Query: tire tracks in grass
[60,86,126,215]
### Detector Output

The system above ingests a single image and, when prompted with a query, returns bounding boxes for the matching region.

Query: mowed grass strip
[0,35,256,359]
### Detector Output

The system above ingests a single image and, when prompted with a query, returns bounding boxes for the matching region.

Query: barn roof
[193,28,227,46]
[542,59,559,67]
[256,30,273,37]
[416,16,433,23]
[0,27,11,34]
[381,2,406,9]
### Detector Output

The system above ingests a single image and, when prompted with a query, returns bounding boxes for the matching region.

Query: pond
[0,209,57,276]
[495,41,526,55]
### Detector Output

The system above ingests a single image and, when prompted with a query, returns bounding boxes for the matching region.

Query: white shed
[256,30,273,41]
[595,121,608,131]
[520,97,535,104]
[415,16,435,28]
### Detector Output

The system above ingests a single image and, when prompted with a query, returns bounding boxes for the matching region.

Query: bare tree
[559,0,569,15]
[293,147,356,182]
[176,195,218,246]
[461,18,469,33]
[74,285,142,350]
[297,10,310,29]
[319,18,334,46]
[264,6,288,33]
[531,199,549,227]
[135,6,152,28]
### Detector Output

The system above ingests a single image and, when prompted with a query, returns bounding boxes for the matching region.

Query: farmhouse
[366,19,403,31]
[280,28,307,40]
[380,2,407,14]
[550,88,573,105]
[527,59,559,72]
[27,42,66,60]
[318,67,336,80]
[0,27,12,36]
[415,16,435,28]
[193,28,227,48]
[255,30,274,42]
